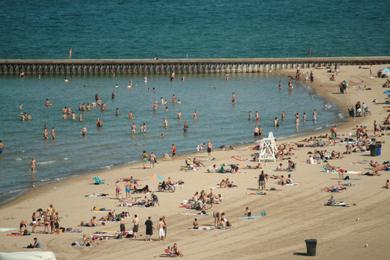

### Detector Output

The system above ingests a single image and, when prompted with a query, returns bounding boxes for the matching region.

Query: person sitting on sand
[220,213,231,228]
[287,160,296,171]
[27,237,42,248]
[278,175,286,185]
[193,218,199,229]
[219,179,227,188]
[325,195,336,206]
[165,243,183,257]
[286,174,293,184]
[245,207,252,217]
[276,163,284,171]
[385,180,390,189]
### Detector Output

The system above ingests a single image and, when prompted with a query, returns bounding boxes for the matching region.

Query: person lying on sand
[133,185,150,193]
[71,234,94,247]
[323,182,347,192]
[80,216,98,227]
[245,163,262,169]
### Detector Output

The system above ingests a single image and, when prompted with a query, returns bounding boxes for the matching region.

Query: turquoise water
[0,74,341,203]
[0,0,389,59]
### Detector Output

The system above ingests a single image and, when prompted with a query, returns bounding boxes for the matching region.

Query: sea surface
[0,74,342,203]
[0,0,389,59]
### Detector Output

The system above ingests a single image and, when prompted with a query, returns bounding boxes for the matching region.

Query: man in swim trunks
[132,214,139,239]
[207,140,213,157]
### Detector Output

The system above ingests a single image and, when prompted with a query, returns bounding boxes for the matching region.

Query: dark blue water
[0,0,389,59]
[0,74,342,203]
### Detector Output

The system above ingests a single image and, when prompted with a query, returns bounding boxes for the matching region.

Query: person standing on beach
[132,214,139,239]
[31,158,37,172]
[145,216,153,241]
[149,152,157,168]
[142,150,149,169]
[171,144,177,158]
[207,140,213,157]
[310,71,314,82]
[158,218,165,240]
[0,140,5,154]
[162,216,167,238]
[258,170,266,190]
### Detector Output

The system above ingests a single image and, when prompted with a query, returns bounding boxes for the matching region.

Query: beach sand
[0,65,389,260]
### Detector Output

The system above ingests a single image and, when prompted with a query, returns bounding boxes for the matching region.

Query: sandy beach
[1,65,389,260]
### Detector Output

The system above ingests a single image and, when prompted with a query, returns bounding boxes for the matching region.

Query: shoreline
[1,64,389,260]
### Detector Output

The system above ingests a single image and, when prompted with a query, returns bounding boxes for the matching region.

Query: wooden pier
[0,56,389,76]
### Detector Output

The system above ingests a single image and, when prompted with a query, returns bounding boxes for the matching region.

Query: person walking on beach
[132,214,139,239]
[207,140,213,157]
[31,158,37,173]
[162,216,167,238]
[171,144,177,158]
[258,170,266,190]
[145,216,153,241]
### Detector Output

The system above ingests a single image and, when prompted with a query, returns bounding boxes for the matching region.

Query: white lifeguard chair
[256,132,277,161]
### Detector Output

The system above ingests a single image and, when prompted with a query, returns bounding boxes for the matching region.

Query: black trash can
[305,239,317,256]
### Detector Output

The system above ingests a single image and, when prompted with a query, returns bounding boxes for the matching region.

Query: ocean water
[0,0,389,59]
[0,74,341,203]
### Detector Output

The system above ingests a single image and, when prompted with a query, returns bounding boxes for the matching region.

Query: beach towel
[325,202,349,207]
[0,228,17,232]
[191,226,215,231]
[248,192,267,195]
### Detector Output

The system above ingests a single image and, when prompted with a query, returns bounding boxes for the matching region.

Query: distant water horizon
[0,0,389,59]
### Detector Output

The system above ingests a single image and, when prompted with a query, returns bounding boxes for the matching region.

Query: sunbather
[80,216,98,227]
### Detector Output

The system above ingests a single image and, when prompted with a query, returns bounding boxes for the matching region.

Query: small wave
[16,157,23,161]
[338,113,344,119]
[40,178,51,182]
[102,164,113,170]
[315,126,323,130]
[63,157,69,161]
[37,160,56,165]
[324,104,332,110]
